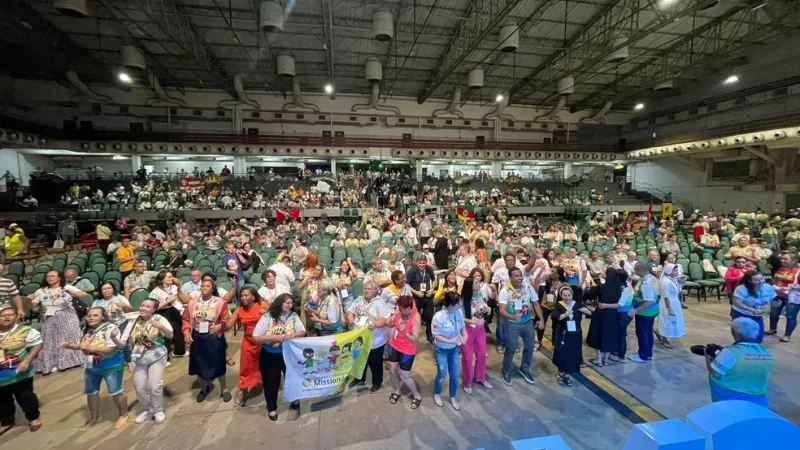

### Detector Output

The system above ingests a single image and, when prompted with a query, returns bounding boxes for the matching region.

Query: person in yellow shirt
[4,224,29,258]
[116,237,137,278]
[344,232,360,248]
[95,221,112,254]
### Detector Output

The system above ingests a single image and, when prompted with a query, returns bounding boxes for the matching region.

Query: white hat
[8,223,18,229]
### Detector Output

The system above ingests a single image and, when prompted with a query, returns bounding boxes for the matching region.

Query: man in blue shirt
[222,242,245,294]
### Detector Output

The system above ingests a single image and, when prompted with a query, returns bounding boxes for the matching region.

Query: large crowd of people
[1,202,793,434]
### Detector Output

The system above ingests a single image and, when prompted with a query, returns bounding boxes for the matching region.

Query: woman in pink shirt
[724,257,749,305]
[386,295,422,409]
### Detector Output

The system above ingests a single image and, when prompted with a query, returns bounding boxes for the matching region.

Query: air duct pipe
[535,96,566,122]
[282,77,319,112]
[66,70,112,103]
[145,71,186,106]
[483,93,515,121]
[432,87,464,118]
[219,74,260,109]
[351,82,401,115]
[579,100,613,124]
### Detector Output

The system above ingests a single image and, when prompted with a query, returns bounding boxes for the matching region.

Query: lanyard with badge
[564,302,577,332]
[132,317,156,361]
[418,269,429,293]
[197,300,214,333]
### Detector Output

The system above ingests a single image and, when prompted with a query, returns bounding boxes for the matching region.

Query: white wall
[629,157,786,213]
[0,149,57,185]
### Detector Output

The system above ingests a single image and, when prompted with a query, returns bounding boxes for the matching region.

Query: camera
[690,343,723,359]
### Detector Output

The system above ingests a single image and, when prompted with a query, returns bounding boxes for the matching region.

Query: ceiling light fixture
[724,75,739,84]
[634,103,645,111]
[118,72,133,84]
[324,84,334,95]
[495,94,504,103]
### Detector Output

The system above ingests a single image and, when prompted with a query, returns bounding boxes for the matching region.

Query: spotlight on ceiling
[724,75,739,85]
[634,103,645,111]
[118,72,133,84]
[495,94,504,103]
[324,84,334,95]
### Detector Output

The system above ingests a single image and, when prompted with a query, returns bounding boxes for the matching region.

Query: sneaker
[463,386,472,395]
[134,411,152,424]
[348,379,365,389]
[154,412,166,424]
[477,380,493,389]
[450,398,461,411]
[433,394,443,407]
[369,384,381,393]
[496,346,505,354]
[502,372,512,386]
[627,355,647,363]
[518,369,536,385]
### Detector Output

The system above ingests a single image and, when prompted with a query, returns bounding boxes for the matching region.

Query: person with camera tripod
[704,317,774,407]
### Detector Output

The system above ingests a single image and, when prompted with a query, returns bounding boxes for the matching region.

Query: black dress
[586,267,626,353]
[552,300,584,374]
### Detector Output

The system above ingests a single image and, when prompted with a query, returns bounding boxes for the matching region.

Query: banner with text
[282,327,374,401]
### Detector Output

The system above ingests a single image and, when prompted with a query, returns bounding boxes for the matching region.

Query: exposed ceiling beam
[506,0,723,104]
[743,146,780,167]
[415,0,525,104]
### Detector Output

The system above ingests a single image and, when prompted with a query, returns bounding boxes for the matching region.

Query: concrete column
[233,156,246,176]
[131,155,142,174]
[330,158,337,176]
[563,162,574,179]
[415,160,423,181]
[491,161,501,178]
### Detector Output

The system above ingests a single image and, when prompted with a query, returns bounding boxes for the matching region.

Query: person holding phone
[431,292,467,410]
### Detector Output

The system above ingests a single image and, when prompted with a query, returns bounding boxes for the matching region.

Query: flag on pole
[179,178,203,193]
[276,208,301,223]
[457,204,475,221]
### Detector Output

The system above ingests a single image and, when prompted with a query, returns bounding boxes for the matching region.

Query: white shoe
[433,394,443,407]
[166,361,172,367]
[477,380,493,389]
[463,386,472,395]
[135,411,153,424]
[154,412,166,424]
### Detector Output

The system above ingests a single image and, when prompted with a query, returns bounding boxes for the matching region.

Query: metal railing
[632,182,693,211]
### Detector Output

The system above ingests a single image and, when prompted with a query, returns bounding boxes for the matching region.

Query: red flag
[276,208,300,223]
[646,200,653,220]
[179,177,203,193]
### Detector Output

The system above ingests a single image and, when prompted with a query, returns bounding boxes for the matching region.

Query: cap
[8,223,18,229]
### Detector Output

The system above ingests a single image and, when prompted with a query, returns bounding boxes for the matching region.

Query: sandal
[226,358,236,366]
[563,376,573,387]
[589,360,605,367]
[608,356,625,363]
[556,374,566,386]
[389,393,400,404]
[410,397,422,409]
[268,411,278,421]
[534,342,541,351]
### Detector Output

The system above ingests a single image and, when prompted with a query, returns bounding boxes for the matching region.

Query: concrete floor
[1,298,797,450]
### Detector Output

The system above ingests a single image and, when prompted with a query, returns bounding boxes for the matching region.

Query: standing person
[117,299,172,424]
[656,264,686,349]
[432,229,449,272]
[431,292,468,410]
[95,221,112,255]
[381,270,412,310]
[116,237,137,280]
[332,258,359,312]
[628,262,659,363]
[308,278,342,336]
[257,270,289,308]
[182,279,232,403]
[225,286,263,407]
[406,254,437,345]
[61,307,129,430]
[0,268,24,316]
[387,295,423,410]
[766,252,800,342]
[586,252,625,366]
[552,286,588,386]
[28,272,88,374]
[0,305,43,435]
[58,215,79,251]
[149,272,189,359]
[724,257,749,305]
[347,281,393,392]
[498,267,545,386]
[460,274,492,394]
[731,272,774,343]
[418,215,432,250]
[252,293,305,421]
[222,242,245,295]
[607,279,634,363]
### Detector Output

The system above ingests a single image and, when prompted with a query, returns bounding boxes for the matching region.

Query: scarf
[388,283,401,298]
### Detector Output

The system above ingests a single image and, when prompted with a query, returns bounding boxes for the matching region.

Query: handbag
[53,234,65,249]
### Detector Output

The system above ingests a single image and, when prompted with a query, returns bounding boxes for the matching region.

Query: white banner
[282,328,374,401]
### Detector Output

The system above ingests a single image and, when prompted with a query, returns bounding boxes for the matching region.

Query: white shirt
[149,285,184,313]
[258,284,290,304]
[270,264,296,287]
[347,296,393,348]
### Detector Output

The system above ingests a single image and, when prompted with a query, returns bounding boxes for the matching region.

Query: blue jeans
[634,315,655,360]
[503,321,535,376]
[495,313,507,346]
[85,369,124,396]
[433,346,460,398]
[730,309,764,343]
[616,312,633,358]
[769,300,800,337]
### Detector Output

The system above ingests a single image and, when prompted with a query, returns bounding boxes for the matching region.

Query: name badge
[566,321,576,332]
[355,316,369,328]
[45,306,57,317]
[419,283,427,292]
[86,354,94,369]
[340,289,349,299]
[546,294,554,303]
[199,321,210,334]
[131,352,142,362]
[513,299,523,311]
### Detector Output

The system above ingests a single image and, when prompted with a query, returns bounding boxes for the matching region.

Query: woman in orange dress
[225,285,265,407]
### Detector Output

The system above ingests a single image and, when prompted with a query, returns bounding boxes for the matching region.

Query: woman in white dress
[657,263,686,349]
